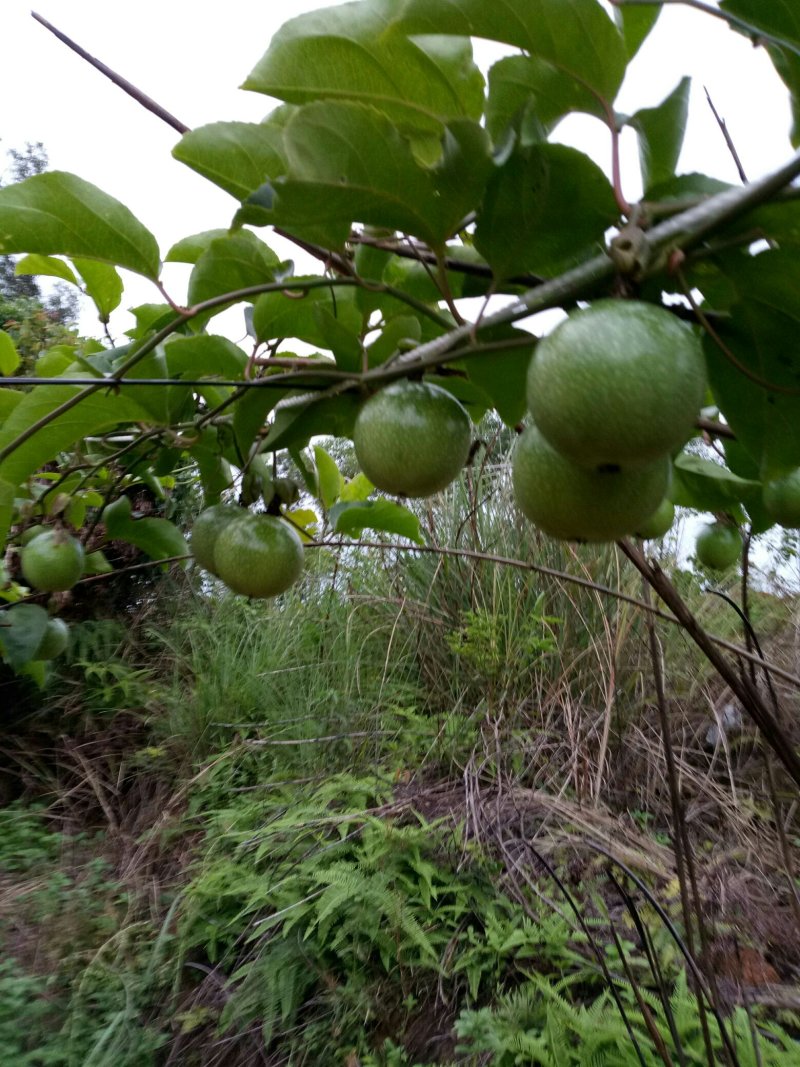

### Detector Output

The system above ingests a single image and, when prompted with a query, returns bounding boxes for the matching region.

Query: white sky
[1,0,794,341]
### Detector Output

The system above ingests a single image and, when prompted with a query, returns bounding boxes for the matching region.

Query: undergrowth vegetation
[1,453,799,1064]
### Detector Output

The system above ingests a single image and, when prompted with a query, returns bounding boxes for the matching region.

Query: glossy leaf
[271,103,486,250]
[0,387,151,490]
[339,472,374,503]
[165,229,231,264]
[629,77,691,195]
[244,1,484,135]
[0,604,49,670]
[614,2,661,59]
[367,316,422,368]
[265,393,361,453]
[486,55,604,145]
[73,258,124,322]
[330,498,423,544]
[14,254,78,285]
[0,172,160,279]
[0,334,20,376]
[475,143,617,278]
[164,335,248,381]
[459,329,534,426]
[253,282,361,348]
[314,445,344,508]
[102,495,188,564]
[188,231,281,310]
[172,121,287,201]
[709,250,800,477]
[396,0,627,103]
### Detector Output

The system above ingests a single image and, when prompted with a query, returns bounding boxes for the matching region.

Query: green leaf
[233,386,291,458]
[475,142,617,278]
[265,393,361,453]
[165,229,231,264]
[0,333,20,376]
[243,1,484,136]
[720,1,800,145]
[271,103,484,250]
[0,389,24,417]
[102,495,188,564]
[191,432,233,506]
[670,453,760,512]
[460,328,534,426]
[0,386,152,490]
[253,282,361,348]
[330,498,423,544]
[164,334,248,381]
[709,250,800,477]
[314,445,344,508]
[14,253,79,285]
[188,231,280,310]
[0,172,160,279]
[73,258,124,322]
[629,77,691,195]
[339,472,374,502]
[172,121,287,201]
[614,2,661,59]
[367,316,422,368]
[486,55,605,144]
[396,0,627,103]
[0,604,49,670]
[0,478,13,547]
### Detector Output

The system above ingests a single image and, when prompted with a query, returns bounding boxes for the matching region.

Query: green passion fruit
[695,522,742,570]
[191,504,248,576]
[213,513,304,599]
[34,618,70,660]
[527,300,706,468]
[353,380,472,498]
[635,498,676,540]
[762,469,800,528]
[512,424,671,542]
[20,530,85,592]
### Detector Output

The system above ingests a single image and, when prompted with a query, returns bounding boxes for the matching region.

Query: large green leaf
[165,229,231,265]
[705,250,800,478]
[475,143,617,278]
[164,335,248,381]
[265,393,361,453]
[102,495,188,564]
[243,0,484,136]
[613,2,661,59]
[330,497,423,544]
[720,1,800,145]
[459,328,534,426]
[14,254,79,285]
[187,231,281,309]
[396,0,627,104]
[0,172,160,279]
[271,103,486,250]
[629,77,691,195]
[172,121,287,201]
[486,55,605,145]
[314,445,344,508]
[0,386,151,489]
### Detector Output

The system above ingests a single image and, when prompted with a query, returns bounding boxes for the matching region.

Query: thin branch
[704,87,748,184]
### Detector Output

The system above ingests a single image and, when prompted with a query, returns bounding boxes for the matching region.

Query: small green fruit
[191,504,247,576]
[20,524,47,546]
[213,513,304,599]
[762,469,800,528]
[21,530,85,592]
[34,618,70,660]
[528,300,706,467]
[695,522,741,569]
[635,498,676,540]
[512,424,671,542]
[353,380,471,497]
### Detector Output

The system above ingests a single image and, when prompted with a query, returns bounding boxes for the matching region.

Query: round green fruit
[34,618,70,660]
[213,513,304,599]
[762,469,800,528]
[20,524,47,546]
[511,424,671,542]
[191,504,247,576]
[353,380,471,498]
[20,530,85,592]
[695,522,741,570]
[527,299,706,467]
[635,498,675,540]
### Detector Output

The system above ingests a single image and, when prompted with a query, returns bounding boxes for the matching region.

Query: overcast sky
[2,0,794,338]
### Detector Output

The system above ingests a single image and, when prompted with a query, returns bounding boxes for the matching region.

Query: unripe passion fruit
[762,469,800,528]
[635,498,676,540]
[353,380,471,497]
[512,424,671,542]
[527,300,706,468]
[191,504,248,576]
[213,513,304,599]
[695,522,741,570]
[20,530,85,592]
[34,618,70,660]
